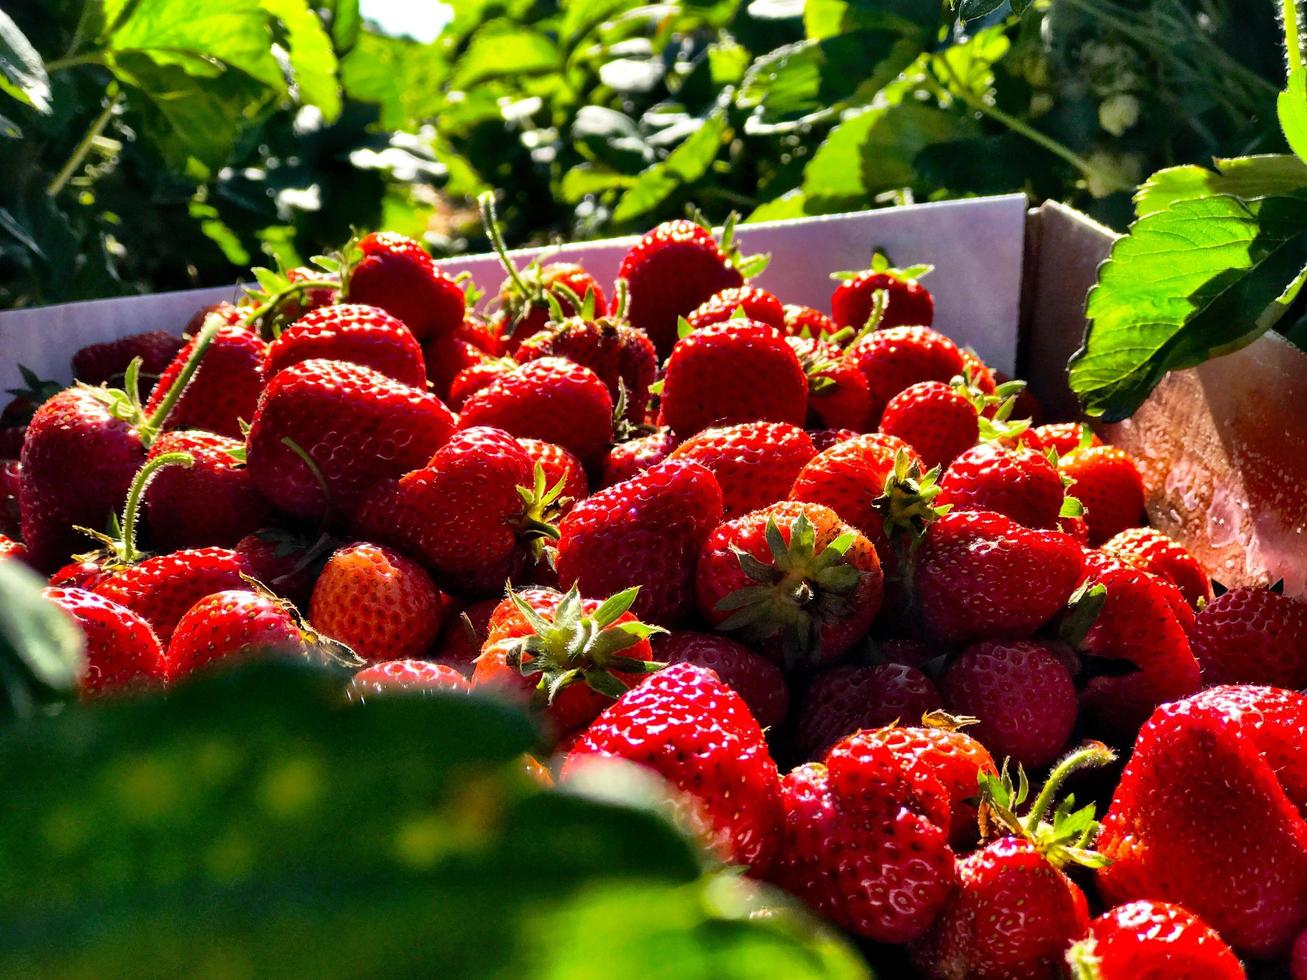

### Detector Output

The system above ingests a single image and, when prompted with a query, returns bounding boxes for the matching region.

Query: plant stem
[1023,742,1116,831]
[119,452,194,564]
[43,52,106,74]
[140,317,223,443]
[479,192,532,297]
[1286,0,1305,73]
[46,86,121,197]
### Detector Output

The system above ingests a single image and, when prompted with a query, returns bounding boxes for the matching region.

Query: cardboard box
[2,196,1304,592]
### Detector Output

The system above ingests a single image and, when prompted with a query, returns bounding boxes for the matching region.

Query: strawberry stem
[1023,741,1116,833]
[120,451,194,564]
[139,318,222,446]
[479,192,531,299]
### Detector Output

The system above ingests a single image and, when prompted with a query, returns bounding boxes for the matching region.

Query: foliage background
[0,0,1288,310]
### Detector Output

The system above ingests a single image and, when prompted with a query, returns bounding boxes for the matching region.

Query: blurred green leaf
[804,0,939,38]
[613,111,728,223]
[0,560,84,720]
[560,163,637,202]
[263,0,343,122]
[326,0,362,54]
[747,188,809,221]
[956,0,1007,23]
[450,20,561,89]
[1279,68,1307,162]
[0,9,51,114]
[1135,155,1307,217]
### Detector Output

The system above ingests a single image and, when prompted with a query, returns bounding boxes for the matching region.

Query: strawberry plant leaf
[804,0,940,38]
[1279,68,1307,163]
[956,0,1007,24]
[1135,155,1307,217]
[262,0,343,123]
[1070,193,1307,420]
[0,560,85,718]
[0,9,50,114]
[612,112,728,225]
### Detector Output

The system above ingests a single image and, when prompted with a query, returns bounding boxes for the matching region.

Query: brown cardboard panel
[1103,333,1307,594]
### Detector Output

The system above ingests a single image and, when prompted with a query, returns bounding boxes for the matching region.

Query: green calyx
[714,512,864,668]
[830,249,934,283]
[514,463,568,555]
[953,368,1032,446]
[74,450,195,566]
[873,449,950,547]
[977,741,1117,871]
[687,206,770,279]
[504,584,666,703]
[1059,579,1109,649]
[241,255,342,338]
[1065,936,1105,980]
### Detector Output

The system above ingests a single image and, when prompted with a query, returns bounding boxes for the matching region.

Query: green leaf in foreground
[1071,194,1307,420]
[0,560,84,719]
[0,662,864,978]
[1135,155,1307,217]
[0,9,50,114]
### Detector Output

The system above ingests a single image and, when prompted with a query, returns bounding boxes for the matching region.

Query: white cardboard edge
[0,195,1029,393]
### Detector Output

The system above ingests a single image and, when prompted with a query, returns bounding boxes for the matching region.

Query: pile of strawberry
[3,199,1306,979]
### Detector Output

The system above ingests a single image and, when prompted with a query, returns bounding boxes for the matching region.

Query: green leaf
[262,0,343,121]
[612,112,728,224]
[449,20,561,89]
[804,0,939,37]
[736,30,921,132]
[559,164,637,203]
[956,0,1007,23]
[1072,194,1307,420]
[1135,156,1307,217]
[326,0,361,53]
[0,8,50,114]
[747,189,809,222]
[0,560,85,718]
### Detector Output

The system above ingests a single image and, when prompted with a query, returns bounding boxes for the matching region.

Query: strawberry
[245,358,456,521]
[668,421,815,518]
[498,261,609,349]
[71,330,185,388]
[1071,558,1201,742]
[264,303,427,389]
[786,335,872,432]
[794,663,942,760]
[1293,929,1307,979]
[343,231,466,342]
[308,542,445,664]
[685,285,785,330]
[659,320,808,438]
[43,586,167,697]
[912,744,1116,979]
[807,428,859,453]
[1059,444,1145,545]
[472,585,662,738]
[1066,900,1245,980]
[514,316,656,424]
[167,588,305,681]
[431,597,498,676]
[517,438,587,514]
[458,357,613,463]
[599,429,677,487]
[1034,421,1101,456]
[879,380,980,470]
[448,360,514,408]
[19,387,144,571]
[617,219,747,356]
[940,640,1079,768]
[234,528,329,608]
[423,332,489,401]
[1097,686,1307,957]
[939,441,1069,530]
[182,301,245,336]
[0,532,27,565]
[845,325,965,428]
[696,501,883,667]
[958,348,997,397]
[912,510,1084,646]
[347,659,471,699]
[1101,526,1211,607]
[653,630,789,730]
[768,730,955,942]
[144,430,269,551]
[563,663,782,871]
[831,255,934,330]
[1190,586,1307,688]
[554,459,723,626]
[276,266,338,322]
[143,325,266,439]
[781,304,841,339]
[94,546,253,646]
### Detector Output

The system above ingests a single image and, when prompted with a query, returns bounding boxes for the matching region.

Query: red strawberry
[669,421,815,518]
[599,429,677,487]
[1190,586,1307,688]
[939,441,1068,530]
[1102,526,1211,607]
[234,528,328,608]
[1293,929,1307,979]
[423,332,489,401]
[245,358,456,521]
[308,542,445,664]
[497,261,608,348]
[431,597,498,676]
[685,285,785,330]
[653,630,789,730]
[771,729,955,943]
[43,586,167,697]
[0,532,27,565]
[1097,686,1307,957]
[911,744,1116,979]
[1034,421,1101,456]
[448,359,513,409]
[167,588,305,680]
[831,257,934,330]
[71,331,186,387]
[144,430,269,550]
[940,640,1079,768]
[786,335,872,431]
[1066,900,1244,980]
[472,585,662,738]
[182,300,245,336]
[517,438,587,514]
[350,427,563,597]
[554,459,723,626]
[958,348,997,397]
[93,546,252,646]
[912,509,1083,646]
[659,320,808,438]
[264,304,426,388]
[458,357,613,463]
[1059,445,1145,545]
[19,387,144,571]
[879,380,979,470]
[845,325,964,428]
[617,219,746,356]
[781,304,841,339]
[344,231,466,342]
[514,316,656,422]
[794,663,942,760]
[563,663,782,871]
[347,659,471,699]
[276,266,338,322]
[807,428,859,453]
[696,501,883,667]
[143,325,266,439]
